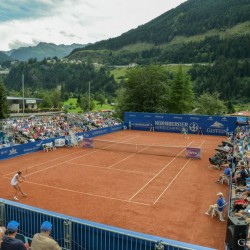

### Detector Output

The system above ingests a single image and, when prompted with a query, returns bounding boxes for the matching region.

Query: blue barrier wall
[124,112,238,136]
[0,199,215,250]
[0,125,123,160]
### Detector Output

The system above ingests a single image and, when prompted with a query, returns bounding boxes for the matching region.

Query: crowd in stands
[206,125,250,248]
[0,220,61,249]
[0,112,121,148]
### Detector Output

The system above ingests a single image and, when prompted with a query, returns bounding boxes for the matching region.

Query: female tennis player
[10,171,27,201]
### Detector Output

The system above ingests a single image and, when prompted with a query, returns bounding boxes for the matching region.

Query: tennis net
[92,139,189,157]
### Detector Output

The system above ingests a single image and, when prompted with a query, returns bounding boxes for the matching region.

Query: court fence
[0,199,215,250]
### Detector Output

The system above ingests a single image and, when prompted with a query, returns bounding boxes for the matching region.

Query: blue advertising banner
[0,125,123,161]
[124,112,237,136]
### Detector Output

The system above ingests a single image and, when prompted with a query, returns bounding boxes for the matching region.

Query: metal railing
[0,199,215,250]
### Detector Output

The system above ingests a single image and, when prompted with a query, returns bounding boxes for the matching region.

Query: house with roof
[7,96,43,113]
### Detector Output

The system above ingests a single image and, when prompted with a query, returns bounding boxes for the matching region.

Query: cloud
[0,0,187,51]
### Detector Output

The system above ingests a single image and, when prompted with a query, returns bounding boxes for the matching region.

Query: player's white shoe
[14,196,19,201]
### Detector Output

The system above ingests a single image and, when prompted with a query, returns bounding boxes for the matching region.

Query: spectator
[234,164,248,186]
[215,165,231,183]
[205,192,226,221]
[0,225,6,245]
[31,221,61,250]
[234,198,250,218]
[1,220,29,250]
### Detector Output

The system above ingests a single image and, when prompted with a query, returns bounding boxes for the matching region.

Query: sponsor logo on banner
[207,120,226,134]
[186,147,201,159]
[55,139,65,147]
[83,138,93,148]
[9,148,17,156]
[189,122,199,132]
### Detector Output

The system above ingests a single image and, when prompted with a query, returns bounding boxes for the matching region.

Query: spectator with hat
[31,221,61,249]
[1,220,29,250]
[215,164,232,183]
[205,192,227,221]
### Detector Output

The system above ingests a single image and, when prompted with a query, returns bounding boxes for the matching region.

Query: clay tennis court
[0,130,229,249]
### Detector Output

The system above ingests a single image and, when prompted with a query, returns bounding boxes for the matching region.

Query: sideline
[128,140,194,201]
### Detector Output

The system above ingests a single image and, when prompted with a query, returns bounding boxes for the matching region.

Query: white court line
[67,162,155,176]
[66,135,140,163]
[4,133,135,177]
[128,140,194,201]
[152,159,191,205]
[4,134,139,178]
[152,140,206,205]
[3,176,151,206]
[107,144,153,169]
[3,148,83,177]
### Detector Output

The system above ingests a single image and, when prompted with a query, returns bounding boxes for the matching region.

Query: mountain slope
[68,0,250,64]
[9,42,85,61]
[0,51,11,63]
[84,0,250,50]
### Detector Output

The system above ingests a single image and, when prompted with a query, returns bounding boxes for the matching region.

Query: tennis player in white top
[10,171,27,201]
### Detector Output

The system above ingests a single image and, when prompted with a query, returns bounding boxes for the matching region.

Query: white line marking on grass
[128,141,194,201]
[152,159,191,205]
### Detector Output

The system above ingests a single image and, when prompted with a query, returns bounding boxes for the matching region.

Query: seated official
[205,192,226,222]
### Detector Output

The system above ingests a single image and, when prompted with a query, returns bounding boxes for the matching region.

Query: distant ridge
[8,42,85,61]
[0,51,11,63]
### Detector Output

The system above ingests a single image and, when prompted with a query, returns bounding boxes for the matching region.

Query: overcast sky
[0,0,187,51]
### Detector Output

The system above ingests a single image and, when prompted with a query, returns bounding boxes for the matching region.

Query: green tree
[116,65,169,117]
[168,67,194,114]
[0,80,8,119]
[95,92,106,107]
[195,92,227,115]
[80,94,95,112]
[51,90,62,109]
[227,100,235,114]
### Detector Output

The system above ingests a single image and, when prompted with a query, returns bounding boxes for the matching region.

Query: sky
[0,0,187,51]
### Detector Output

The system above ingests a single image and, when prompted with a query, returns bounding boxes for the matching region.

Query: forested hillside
[69,0,250,65]
[2,0,250,111]
[4,60,117,100]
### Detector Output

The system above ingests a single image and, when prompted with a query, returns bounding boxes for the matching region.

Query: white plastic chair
[211,203,228,221]
[221,175,231,185]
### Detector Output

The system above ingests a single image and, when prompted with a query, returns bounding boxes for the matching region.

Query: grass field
[63,98,114,113]
[110,64,192,81]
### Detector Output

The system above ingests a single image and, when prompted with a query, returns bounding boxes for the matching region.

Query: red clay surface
[0,130,229,250]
